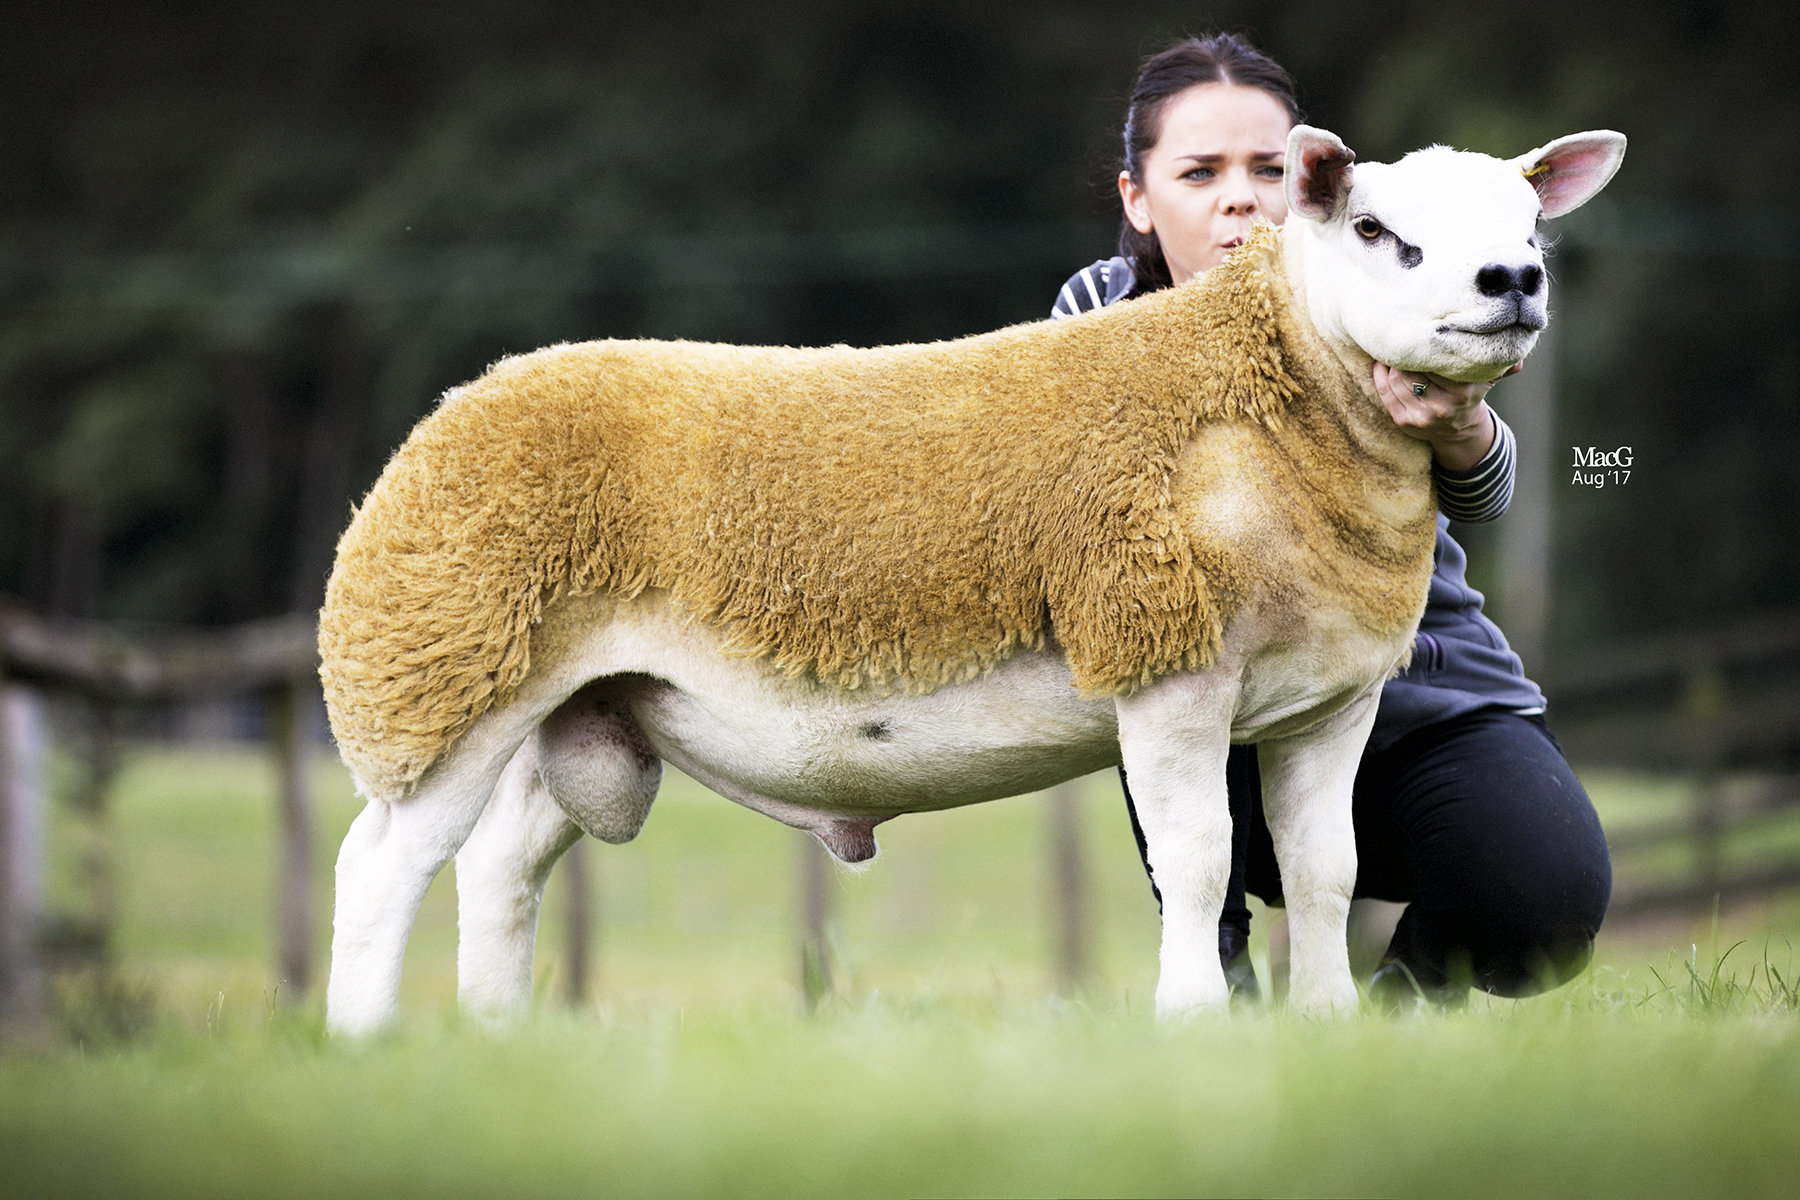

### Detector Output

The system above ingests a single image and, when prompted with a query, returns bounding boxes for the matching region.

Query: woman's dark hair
[1119,34,1302,292]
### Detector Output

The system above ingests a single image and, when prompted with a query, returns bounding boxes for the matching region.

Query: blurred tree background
[1,0,1794,656]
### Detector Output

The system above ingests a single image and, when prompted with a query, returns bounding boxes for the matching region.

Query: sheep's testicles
[535,683,660,845]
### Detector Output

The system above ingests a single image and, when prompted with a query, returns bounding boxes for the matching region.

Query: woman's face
[1119,83,1293,284]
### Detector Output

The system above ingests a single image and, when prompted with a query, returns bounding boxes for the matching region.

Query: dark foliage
[1,0,1794,654]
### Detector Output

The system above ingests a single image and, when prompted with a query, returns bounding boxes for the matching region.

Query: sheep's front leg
[1255,687,1380,1018]
[1116,672,1238,1019]
[455,734,583,1021]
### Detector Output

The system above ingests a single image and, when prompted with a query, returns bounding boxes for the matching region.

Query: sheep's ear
[1513,131,1627,218]
[1286,125,1355,222]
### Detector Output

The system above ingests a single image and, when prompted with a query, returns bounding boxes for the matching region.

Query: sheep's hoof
[1285,981,1361,1020]
[1153,978,1231,1022]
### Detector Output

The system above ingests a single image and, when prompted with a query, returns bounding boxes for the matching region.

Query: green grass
[5,989,1799,1199]
[5,747,1799,1199]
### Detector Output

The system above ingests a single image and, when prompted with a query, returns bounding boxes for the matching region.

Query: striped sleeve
[1051,261,1112,319]
[1435,412,1517,524]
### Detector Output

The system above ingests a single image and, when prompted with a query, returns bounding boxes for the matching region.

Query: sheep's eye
[1353,216,1384,240]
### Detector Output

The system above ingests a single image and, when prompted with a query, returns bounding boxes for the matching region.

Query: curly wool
[320,224,1400,799]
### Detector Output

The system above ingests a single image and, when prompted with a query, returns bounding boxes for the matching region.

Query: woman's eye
[1353,216,1384,240]
[1182,167,1215,182]
[1257,165,1285,179]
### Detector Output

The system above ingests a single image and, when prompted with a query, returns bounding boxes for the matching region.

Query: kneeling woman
[1054,33,1611,1006]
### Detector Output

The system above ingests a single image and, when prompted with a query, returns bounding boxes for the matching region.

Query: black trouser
[1123,708,1612,997]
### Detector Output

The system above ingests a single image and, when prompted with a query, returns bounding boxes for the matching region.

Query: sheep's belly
[523,590,1401,842]
[629,647,1123,816]
[521,591,1116,822]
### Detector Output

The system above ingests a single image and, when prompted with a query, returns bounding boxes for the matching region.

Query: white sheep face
[1285,126,1626,383]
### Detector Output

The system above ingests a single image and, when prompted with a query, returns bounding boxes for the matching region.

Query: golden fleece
[318,223,1436,800]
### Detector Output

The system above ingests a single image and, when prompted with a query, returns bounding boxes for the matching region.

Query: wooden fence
[0,601,317,1027]
[1540,606,1800,917]
[12,596,1792,1030]
[0,598,1084,1028]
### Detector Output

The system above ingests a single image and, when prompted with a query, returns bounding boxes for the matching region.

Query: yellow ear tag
[1521,162,1552,180]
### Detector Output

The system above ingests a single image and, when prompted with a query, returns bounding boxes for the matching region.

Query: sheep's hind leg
[325,756,507,1036]
[1255,687,1380,1018]
[455,682,662,1021]
[453,734,584,1020]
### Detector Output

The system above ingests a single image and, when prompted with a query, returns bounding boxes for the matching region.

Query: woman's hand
[1371,361,1521,472]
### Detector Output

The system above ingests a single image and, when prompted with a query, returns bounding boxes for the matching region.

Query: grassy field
[4,745,1799,1199]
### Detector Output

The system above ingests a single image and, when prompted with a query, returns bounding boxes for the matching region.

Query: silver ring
[1411,382,1428,397]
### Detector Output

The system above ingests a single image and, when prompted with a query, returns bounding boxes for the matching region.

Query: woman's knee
[1396,808,1612,997]
[1419,715,1614,994]
[1474,918,1598,997]
[1459,848,1612,995]
[1391,893,1602,999]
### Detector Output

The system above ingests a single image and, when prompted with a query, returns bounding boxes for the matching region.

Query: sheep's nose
[1476,263,1544,297]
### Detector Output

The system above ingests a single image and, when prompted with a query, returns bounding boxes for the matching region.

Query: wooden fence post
[798,832,831,1009]
[1048,781,1090,994]
[67,698,120,960]
[1684,661,1729,911]
[267,676,317,999]
[1499,323,1556,674]
[0,683,48,1034]
[562,837,592,1006]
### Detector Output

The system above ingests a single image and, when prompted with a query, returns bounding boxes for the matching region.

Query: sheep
[319,125,1625,1034]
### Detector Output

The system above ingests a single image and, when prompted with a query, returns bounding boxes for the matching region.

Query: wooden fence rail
[1602,774,1800,916]
[1540,606,1800,919]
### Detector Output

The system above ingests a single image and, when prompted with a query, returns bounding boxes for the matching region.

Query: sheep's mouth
[1429,315,1541,371]
[1440,296,1547,336]
[1441,315,1546,336]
